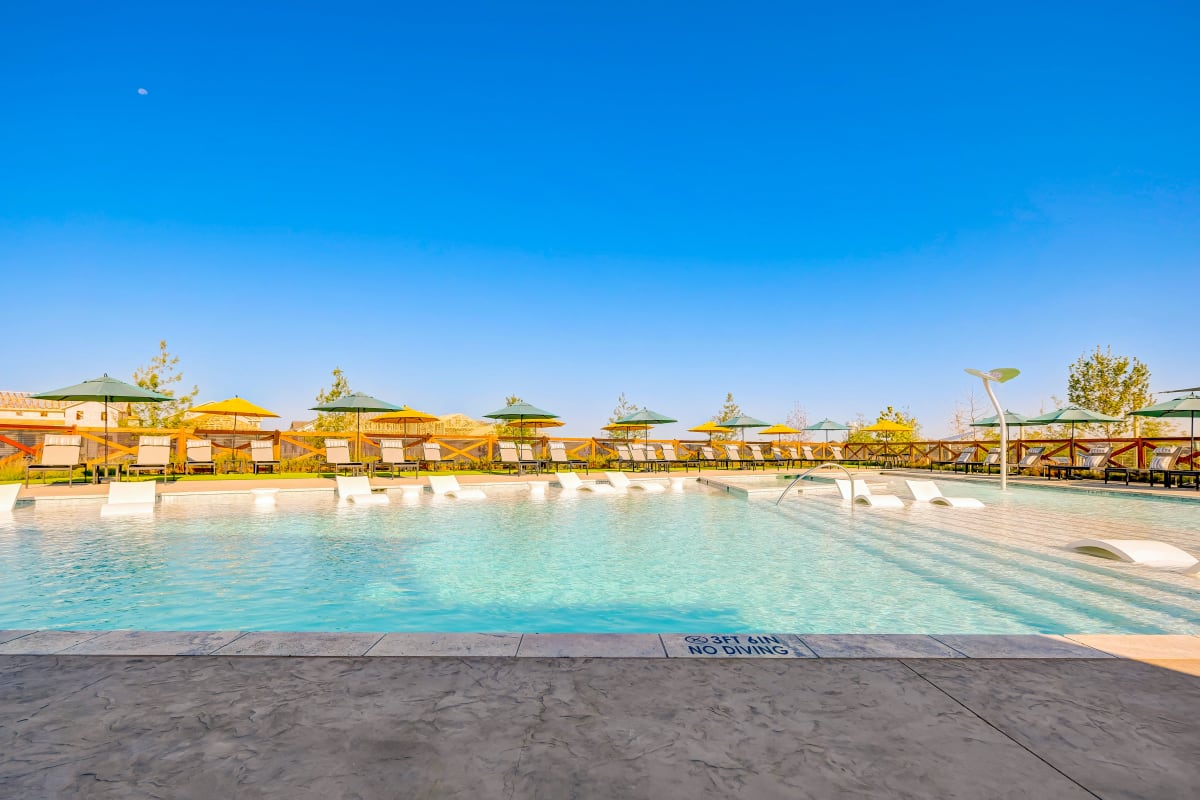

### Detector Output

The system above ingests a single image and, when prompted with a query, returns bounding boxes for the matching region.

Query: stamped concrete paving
[2,655,1197,799]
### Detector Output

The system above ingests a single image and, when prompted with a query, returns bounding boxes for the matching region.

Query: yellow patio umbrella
[688,420,734,442]
[860,419,913,457]
[188,396,280,471]
[758,423,800,444]
[370,406,440,456]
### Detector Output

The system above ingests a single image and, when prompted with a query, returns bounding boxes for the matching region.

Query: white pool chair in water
[101,481,156,517]
[0,483,19,511]
[556,471,617,493]
[834,478,904,508]
[428,475,487,500]
[1067,539,1200,574]
[336,476,390,505]
[604,471,666,493]
[905,480,984,508]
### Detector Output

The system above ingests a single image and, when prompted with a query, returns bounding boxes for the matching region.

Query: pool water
[1,479,1197,634]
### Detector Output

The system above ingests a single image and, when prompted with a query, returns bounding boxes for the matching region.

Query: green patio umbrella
[311,391,401,461]
[719,415,772,447]
[32,374,170,480]
[1130,393,1200,462]
[483,402,559,443]
[804,418,850,443]
[614,409,677,443]
[970,410,1036,444]
[1025,404,1122,465]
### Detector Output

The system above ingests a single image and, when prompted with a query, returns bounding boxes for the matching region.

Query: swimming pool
[2,478,1198,634]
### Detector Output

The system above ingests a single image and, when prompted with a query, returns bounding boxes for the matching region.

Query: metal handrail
[775,462,857,506]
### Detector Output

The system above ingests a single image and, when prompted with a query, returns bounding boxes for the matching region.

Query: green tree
[128,340,198,428]
[848,406,921,442]
[313,368,353,432]
[1066,346,1163,436]
[607,392,644,440]
[709,392,742,441]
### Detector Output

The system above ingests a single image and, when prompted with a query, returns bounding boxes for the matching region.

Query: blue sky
[3,2,1198,437]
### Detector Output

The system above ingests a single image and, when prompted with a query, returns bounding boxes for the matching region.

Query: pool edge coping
[1,630,1198,660]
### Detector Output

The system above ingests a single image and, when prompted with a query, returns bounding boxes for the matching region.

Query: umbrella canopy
[512,418,565,430]
[1025,404,1123,464]
[970,410,1033,428]
[718,415,771,444]
[371,406,439,426]
[614,409,677,443]
[482,402,558,421]
[483,402,559,443]
[687,420,733,442]
[368,405,440,458]
[804,418,850,443]
[860,420,913,433]
[190,396,280,471]
[32,374,170,478]
[758,423,800,444]
[311,392,402,461]
[1130,393,1200,459]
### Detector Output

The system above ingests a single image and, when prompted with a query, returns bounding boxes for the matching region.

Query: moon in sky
[137,88,148,95]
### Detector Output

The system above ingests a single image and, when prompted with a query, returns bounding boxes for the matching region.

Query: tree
[784,402,808,441]
[709,392,742,441]
[495,395,526,438]
[948,388,984,439]
[848,406,921,442]
[313,368,353,432]
[607,392,644,440]
[1066,346,1163,436]
[128,340,198,428]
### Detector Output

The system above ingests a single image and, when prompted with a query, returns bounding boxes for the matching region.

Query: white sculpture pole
[965,368,1020,492]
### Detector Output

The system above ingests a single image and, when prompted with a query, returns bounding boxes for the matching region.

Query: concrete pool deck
[2,652,1198,798]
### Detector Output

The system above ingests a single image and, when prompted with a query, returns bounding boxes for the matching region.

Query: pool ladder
[775,462,857,507]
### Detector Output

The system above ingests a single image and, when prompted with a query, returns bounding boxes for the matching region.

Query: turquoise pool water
[2,479,1198,633]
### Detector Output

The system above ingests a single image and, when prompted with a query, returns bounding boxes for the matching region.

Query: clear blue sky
[3,2,1198,437]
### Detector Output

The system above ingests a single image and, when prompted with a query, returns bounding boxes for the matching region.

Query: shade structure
[1130,393,1200,461]
[483,402,559,444]
[688,421,733,436]
[1025,404,1123,465]
[614,409,677,443]
[370,406,439,457]
[970,410,1033,429]
[189,396,280,472]
[311,392,402,461]
[804,418,850,443]
[32,374,170,479]
[718,415,771,445]
[758,423,800,444]
[860,419,913,455]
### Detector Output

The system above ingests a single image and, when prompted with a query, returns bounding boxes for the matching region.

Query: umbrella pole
[233,412,239,474]
[103,396,110,482]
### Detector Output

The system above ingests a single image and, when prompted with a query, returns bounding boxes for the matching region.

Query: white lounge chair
[101,480,156,517]
[0,483,19,511]
[336,476,390,505]
[250,440,281,474]
[126,435,173,479]
[834,478,904,508]
[25,434,85,486]
[322,439,364,476]
[548,441,589,473]
[556,471,616,493]
[905,479,984,508]
[184,439,217,475]
[604,471,666,493]
[428,475,486,499]
[1067,539,1200,574]
[375,439,418,478]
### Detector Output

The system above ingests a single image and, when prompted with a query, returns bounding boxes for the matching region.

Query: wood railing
[1,422,1193,472]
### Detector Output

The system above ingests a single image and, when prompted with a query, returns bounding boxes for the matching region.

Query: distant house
[184,411,263,430]
[288,413,493,436]
[0,391,126,427]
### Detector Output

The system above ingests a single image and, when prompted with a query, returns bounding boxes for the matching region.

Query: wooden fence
[0,423,1193,473]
